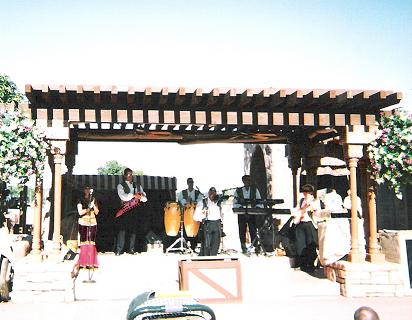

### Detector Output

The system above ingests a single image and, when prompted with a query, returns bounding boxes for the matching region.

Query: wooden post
[287,143,303,207]
[366,174,385,263]
[291,167,299,207]
[52,151,64,255]
[30,180,43,259]
[348,157,363,262]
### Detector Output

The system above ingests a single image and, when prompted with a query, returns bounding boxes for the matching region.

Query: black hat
[301,184,314,193]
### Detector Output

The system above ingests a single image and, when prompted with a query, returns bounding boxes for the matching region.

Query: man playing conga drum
[177,178,202,251]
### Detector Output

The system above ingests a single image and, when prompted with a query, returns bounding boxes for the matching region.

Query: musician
[318,188,351,265]
[115,168,147,255]
[177,178,202,250]
[232,175,263,254]
[324,188,344,214]
[177,178,202,206]
[77,185,99,270]
[194,187,222,256]
[290,184,321,272]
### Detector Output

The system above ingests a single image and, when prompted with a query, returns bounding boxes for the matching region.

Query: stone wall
[324,261,404,297]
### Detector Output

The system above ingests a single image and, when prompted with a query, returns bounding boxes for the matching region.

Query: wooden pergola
[25,84,402,264]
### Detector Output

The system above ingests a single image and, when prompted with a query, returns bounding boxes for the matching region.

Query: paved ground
[1,251,411,320]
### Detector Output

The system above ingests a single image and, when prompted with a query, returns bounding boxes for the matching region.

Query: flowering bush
[0,108,49,185]
[368,109,412,199]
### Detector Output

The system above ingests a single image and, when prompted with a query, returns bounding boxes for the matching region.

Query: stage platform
[5,251,412,320]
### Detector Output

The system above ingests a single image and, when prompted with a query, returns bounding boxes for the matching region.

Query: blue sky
[1,0,411,192]
[1,1,411,94]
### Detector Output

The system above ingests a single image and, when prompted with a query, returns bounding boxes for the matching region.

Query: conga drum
[183,203,200,237]
[164,202,181,236]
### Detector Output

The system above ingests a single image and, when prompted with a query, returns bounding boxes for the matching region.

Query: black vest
[182,189,200,202]
[236,186,257,200]
[120,181,137,194]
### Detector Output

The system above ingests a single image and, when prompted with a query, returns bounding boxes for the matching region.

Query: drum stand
[165,218,192,254]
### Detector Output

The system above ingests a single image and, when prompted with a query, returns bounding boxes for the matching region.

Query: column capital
[344,143,364,160]
[49,140,67,156]
[343,125,379,144]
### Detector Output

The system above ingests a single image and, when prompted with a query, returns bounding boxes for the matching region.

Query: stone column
[366,174,385,263]
[30,181,43,260]
[44,127,69,256]
[345,144,364,263]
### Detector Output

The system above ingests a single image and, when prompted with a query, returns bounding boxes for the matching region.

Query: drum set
[163,201,200,254]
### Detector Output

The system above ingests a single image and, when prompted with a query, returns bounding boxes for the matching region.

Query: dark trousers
[237,214,257,252]
[115,211,136,253]
[200,220,221,256]
[294,221,318,270]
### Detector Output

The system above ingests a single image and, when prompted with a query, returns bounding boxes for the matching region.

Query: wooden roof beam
[57,85,68,106]
[267,89,287,108]
[191,88,203,106]
[335,90,353,109]
[175,87,186,106]
[127,86,135,106]
[386,92,402,105]
[143,88,152,106]
[76,85,85,106]
[318,90,337,108]
[285,90,303,108]
[256,88,273,107]
[223,88,236,107]
[302,90,319,108]
[240,89,253,107]
[371,91,401,111]
[350,91,371,110]
[46,87,62,106]
[207,88,220,106]
[25,84,33,94]
[159,87,169,106]
[110,86,118,106]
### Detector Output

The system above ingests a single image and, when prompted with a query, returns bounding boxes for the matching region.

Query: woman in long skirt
[77,185,99,271]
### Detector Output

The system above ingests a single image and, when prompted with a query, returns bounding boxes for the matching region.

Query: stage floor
[3,251,412,320]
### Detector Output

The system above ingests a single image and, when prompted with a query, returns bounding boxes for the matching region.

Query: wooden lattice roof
[25,85,402,144]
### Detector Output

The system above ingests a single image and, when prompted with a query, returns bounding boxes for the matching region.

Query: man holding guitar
[290,184,321,273]
[115,168,147,255]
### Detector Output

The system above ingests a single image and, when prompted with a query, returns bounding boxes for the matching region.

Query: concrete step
[74,252,340,302]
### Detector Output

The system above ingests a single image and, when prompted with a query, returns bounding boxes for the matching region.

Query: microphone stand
[203,202,210,256]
